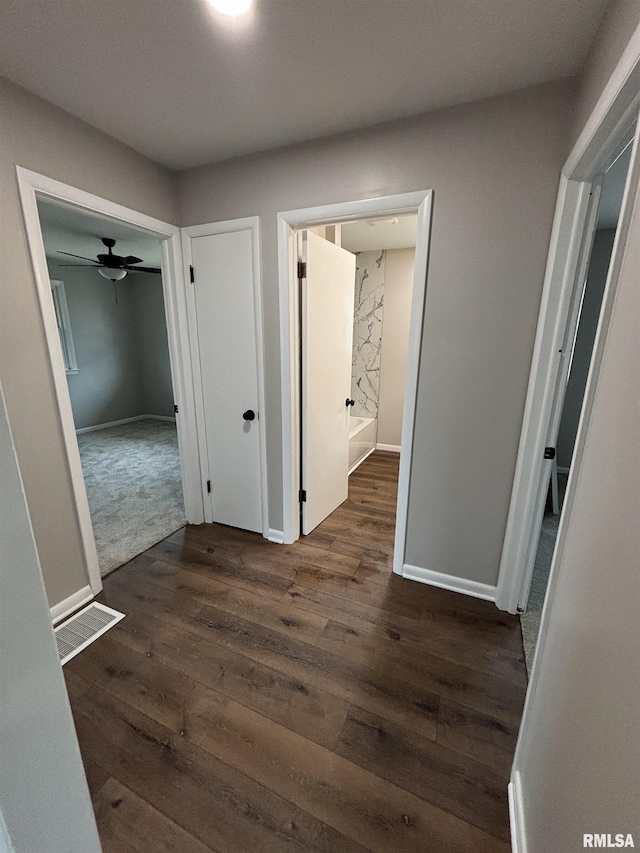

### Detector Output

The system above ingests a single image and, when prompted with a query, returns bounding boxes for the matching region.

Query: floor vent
[55,602,125,666]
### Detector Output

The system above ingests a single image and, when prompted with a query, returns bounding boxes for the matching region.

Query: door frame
[16,167,204,611]
[495,36,640,614]
[277,190,434,565]
[181,217,269,539]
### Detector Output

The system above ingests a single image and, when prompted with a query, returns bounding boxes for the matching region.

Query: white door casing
[16,167,204,616]
[184,219,267,536]
[300,231,356,534]
[496,100,640,614]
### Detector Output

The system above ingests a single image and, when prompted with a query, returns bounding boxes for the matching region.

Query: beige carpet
[77,418,186,576]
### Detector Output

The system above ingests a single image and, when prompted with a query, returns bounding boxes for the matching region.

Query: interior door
[301,230,356,534]
[191,229,262,533]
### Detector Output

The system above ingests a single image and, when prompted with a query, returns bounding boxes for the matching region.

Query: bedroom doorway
[38,201,187,578]
[17,168,203,618]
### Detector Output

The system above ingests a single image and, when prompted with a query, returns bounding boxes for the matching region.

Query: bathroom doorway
[277,190,434,577]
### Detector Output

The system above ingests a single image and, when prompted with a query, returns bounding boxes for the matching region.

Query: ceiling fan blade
[59,251,100,262]
[57,264,102,267]
[123,265,162,274]
[121,255,143,265]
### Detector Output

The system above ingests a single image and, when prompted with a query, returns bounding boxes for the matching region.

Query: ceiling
[0,0,609,170]
[341,215,417,252]
[38,200,162,267]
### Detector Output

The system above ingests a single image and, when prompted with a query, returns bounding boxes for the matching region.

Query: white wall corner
[508,772,527,853]
[267,529,285,544]
[50,584,94,626]
[401,564,497,602]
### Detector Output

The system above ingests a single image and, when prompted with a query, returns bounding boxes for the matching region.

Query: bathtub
[349,416,376,473]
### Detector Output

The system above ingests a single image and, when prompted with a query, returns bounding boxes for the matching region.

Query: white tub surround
[351,250,386,417]
[348,415,376,473]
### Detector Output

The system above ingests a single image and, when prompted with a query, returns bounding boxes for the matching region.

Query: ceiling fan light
[98,267,127,281]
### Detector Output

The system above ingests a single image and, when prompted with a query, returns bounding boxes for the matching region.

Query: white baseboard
[348,445,376,475]
[76,414,176,434]
[267,529,285,544]
[402,564,497,602]
[50,584,94,626]
[508,773,526,853]
[376,443,401,453]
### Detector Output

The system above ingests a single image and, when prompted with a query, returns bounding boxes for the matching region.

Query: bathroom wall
[378,247,415,447]
[351,250,386,417]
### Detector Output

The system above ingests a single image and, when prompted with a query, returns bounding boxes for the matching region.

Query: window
[50,280,78,374]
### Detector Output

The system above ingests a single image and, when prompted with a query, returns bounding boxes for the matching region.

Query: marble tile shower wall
[351,249,386,418]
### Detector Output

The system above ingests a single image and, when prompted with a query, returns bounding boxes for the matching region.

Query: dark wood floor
[65,451,526,852]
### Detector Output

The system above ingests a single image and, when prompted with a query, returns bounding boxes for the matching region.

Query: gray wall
[0,75,177,610]
[0,381,100,852]
[570,0,640,148]
[378,247,415,448]
[557,229,615,469]
[178,79,572,585]
[47,261,174,430]
[134,274,175,419]
[513,160,640,853]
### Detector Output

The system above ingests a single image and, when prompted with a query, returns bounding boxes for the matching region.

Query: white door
[301,230,356,534]
[191,229,263,533]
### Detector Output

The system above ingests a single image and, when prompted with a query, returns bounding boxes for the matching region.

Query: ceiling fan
[58,237,161,281]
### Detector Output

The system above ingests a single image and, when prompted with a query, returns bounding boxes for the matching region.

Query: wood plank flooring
[65,450,526,852]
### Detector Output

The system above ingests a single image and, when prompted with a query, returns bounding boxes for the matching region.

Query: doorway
[519,137,635,666]
[17,168,203,617]
[298,217,418,543]
[277,190,433,575]
[37,200,187,577]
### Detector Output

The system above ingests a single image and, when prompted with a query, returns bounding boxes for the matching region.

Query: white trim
[55,601,125,666]
[75,414,176,434]
[267,528,285,544]
[50,279,78,372]
[495,26,640,613]
[277,191,434,553]
[16,167,205,601]
[50,584,94,626]
[0,809,15,853]
[401,564,497,602]
[508,773,527,853]
[348,444,376,475]
[181,216,269,539]
[376,443,401,453]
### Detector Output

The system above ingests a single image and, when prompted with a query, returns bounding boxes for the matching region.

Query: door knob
[345,398,355,408]
[243,409,256,421]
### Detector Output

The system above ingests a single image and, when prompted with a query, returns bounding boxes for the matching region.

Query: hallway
[65,451,526,852]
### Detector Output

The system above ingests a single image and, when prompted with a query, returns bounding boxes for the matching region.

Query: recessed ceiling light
[208,0,253,16]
